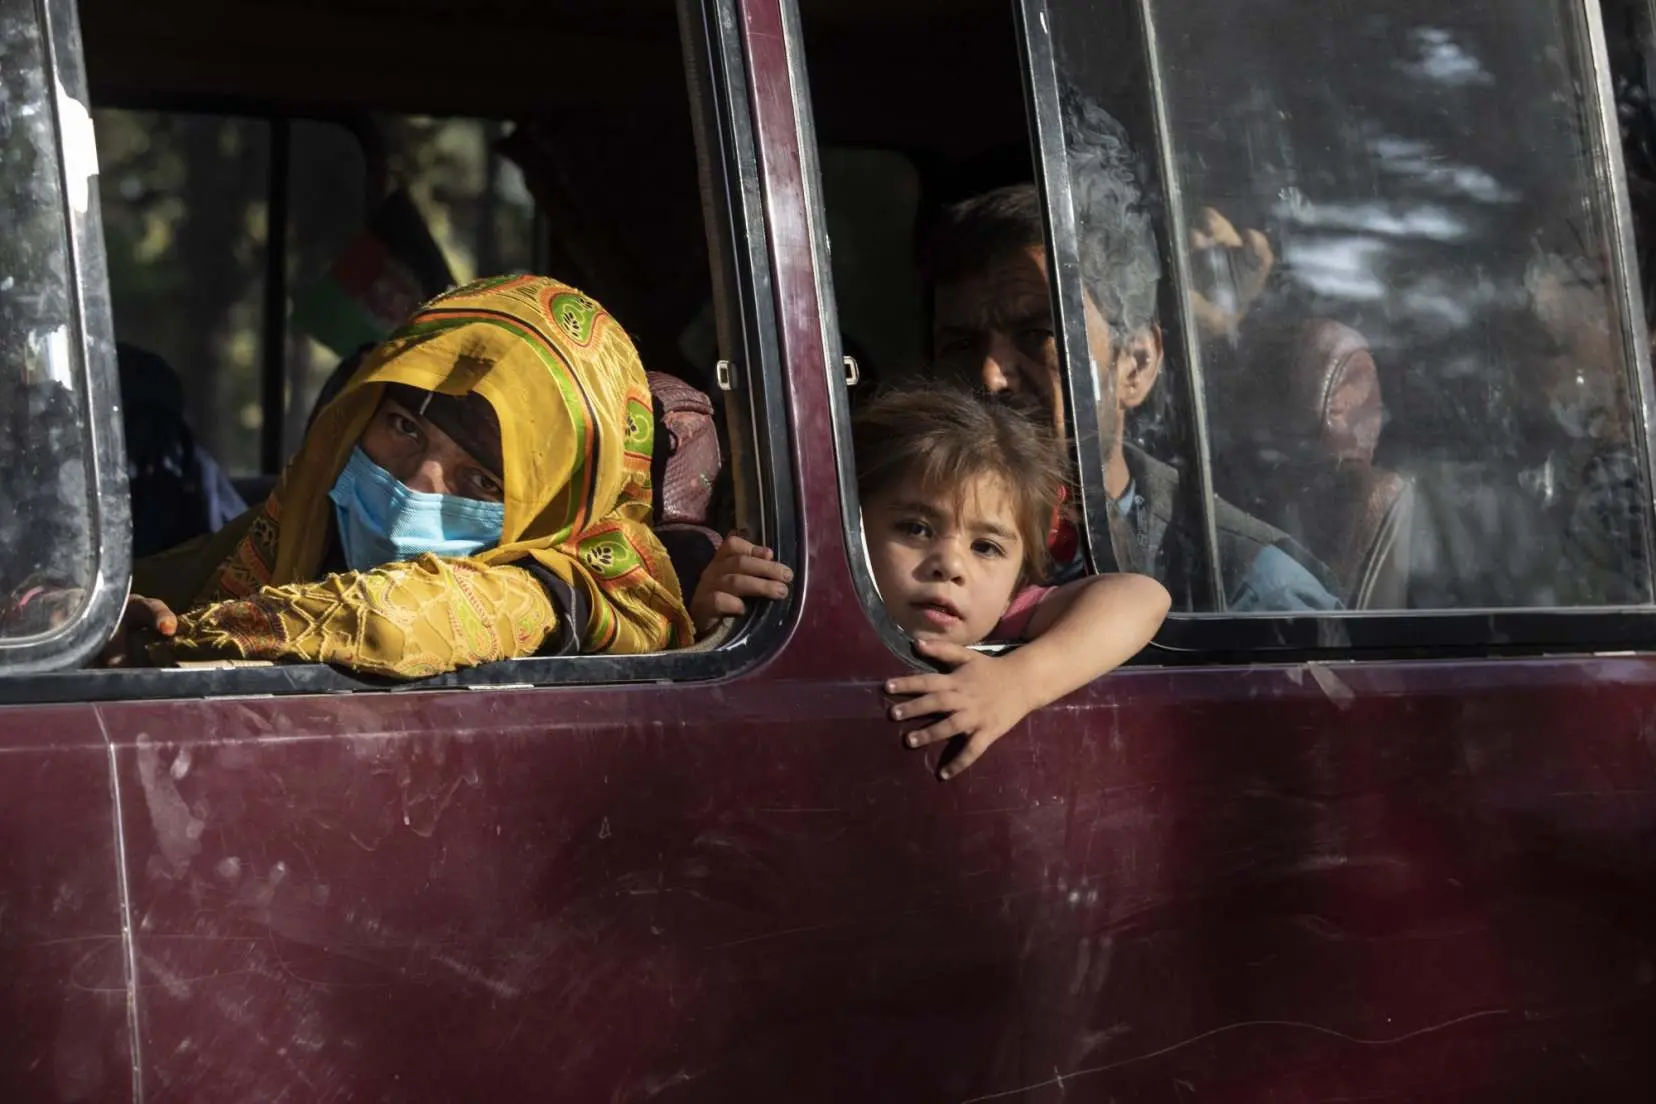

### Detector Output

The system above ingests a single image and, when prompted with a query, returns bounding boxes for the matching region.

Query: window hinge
[843,355,861,388]
[715,359,736,392]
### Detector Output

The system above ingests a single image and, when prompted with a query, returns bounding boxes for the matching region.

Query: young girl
[689,385,1171,779]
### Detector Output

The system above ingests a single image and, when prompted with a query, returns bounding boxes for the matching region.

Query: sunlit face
[931,244,1163,448]
[357,397,505,502]
[864,472,1026,645]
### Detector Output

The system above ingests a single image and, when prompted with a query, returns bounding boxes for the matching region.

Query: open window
[0,0,795,702]
[0,0,129,674]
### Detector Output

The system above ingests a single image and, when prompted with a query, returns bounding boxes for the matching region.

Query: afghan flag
[291,189,455,357]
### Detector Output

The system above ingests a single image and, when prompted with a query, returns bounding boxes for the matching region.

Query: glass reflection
[1046,0,1654,611]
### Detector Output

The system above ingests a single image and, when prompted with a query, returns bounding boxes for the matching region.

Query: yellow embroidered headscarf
[202,275,692,654]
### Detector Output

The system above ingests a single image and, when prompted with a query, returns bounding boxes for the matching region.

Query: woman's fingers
[719,533,759,559]
[692,540,795,632]
[706,591,748,619]
[718,534,780,565]
[717,568,789,601]
[137,597,178,636]
[97,596,179,668]
[730,556,792,584]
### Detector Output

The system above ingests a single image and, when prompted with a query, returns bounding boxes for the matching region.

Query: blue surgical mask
[327,447,506,571]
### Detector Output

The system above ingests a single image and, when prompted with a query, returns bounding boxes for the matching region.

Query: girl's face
[863,471,1026,645]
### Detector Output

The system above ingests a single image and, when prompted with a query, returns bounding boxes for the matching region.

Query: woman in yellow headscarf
[100,276,693,677]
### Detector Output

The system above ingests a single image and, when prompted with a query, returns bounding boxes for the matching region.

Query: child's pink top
[990,584,1058,642]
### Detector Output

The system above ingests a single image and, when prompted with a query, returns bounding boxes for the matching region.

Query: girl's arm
[887,572,1171,779]
[1015,571,1172,689]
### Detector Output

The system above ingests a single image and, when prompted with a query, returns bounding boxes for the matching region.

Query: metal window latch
[843,355,860,387]
[715,359,736,392]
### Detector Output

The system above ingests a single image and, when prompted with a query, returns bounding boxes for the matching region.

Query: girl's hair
[852,384,1070,582]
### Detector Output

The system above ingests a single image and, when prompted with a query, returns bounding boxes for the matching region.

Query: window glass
[96,112,541,476]
[94,109,271,476]
[1046,0,1655,613]
[284,117,536,458]
[0,0,97,642]
[282,119,369,458]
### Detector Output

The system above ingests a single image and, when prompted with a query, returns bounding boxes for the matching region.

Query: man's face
[931,245,1161,447]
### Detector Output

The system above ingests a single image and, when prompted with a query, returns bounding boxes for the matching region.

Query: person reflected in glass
[924,89,1339,613]
[97,276,693,675]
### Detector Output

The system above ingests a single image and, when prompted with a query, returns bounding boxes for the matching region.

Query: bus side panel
[94,660,1656,1101]
[0,720,133,1103]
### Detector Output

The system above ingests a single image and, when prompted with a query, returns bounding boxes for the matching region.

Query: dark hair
[921,89,1162,338]
[853,385,1069,582]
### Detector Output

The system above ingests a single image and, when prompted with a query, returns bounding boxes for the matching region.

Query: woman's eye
[896,519,931,538]
[973,540,1005,558]
[470,472,504,500]
[389,413,420,438]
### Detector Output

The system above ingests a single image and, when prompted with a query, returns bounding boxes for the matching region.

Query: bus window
[0,0,792,698]
[1033,0,1656,635]
[0,0,128,669]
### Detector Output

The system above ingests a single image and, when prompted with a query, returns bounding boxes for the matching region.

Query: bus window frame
[0,0,797,705]
[1013,0,1656,657]
[780,0,931,665]
[0,0,133,677]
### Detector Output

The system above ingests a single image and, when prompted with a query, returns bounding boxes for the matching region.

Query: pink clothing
[990,584,1057,641]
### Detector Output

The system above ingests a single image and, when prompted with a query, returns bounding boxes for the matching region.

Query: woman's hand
[886,640,1036,780]
[96,595,179,668]
[689,534,793,637]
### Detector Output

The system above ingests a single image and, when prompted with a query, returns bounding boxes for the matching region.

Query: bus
[1,0,1653,1098]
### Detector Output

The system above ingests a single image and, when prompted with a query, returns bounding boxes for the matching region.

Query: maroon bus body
[3,2,1655,1100]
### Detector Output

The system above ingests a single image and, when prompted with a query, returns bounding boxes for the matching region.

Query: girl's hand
[886,639,1035,780]
[96,595,178,668]
[688,534,793,636]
